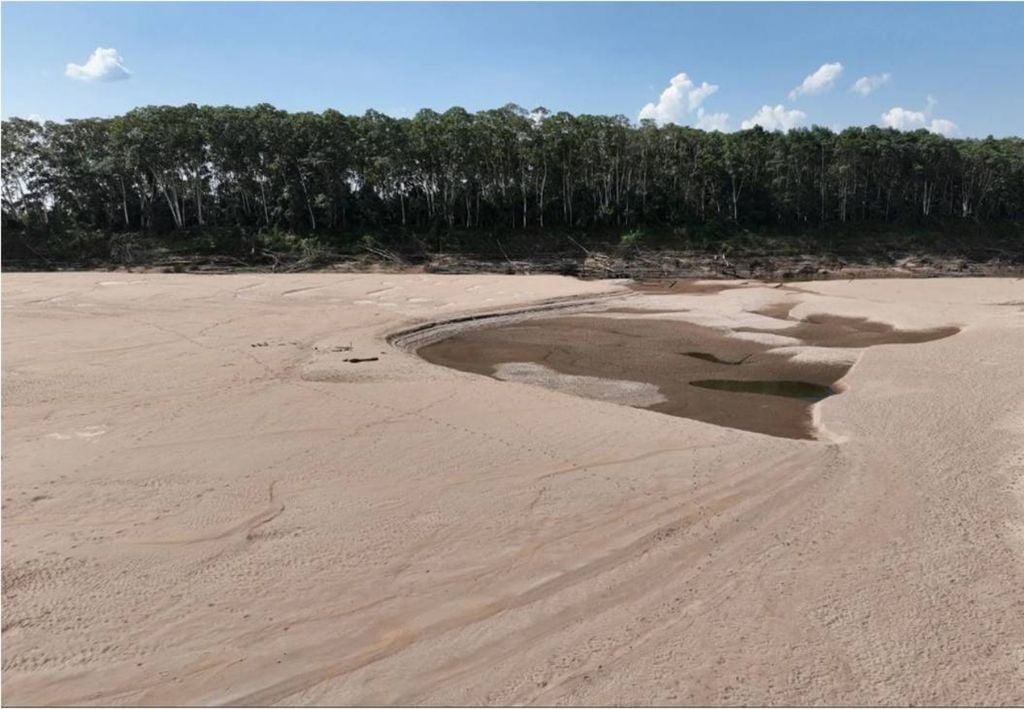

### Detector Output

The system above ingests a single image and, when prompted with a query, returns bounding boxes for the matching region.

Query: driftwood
[358,242,404,266]
[495,238,522,274]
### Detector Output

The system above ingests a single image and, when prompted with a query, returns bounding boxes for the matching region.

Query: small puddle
[690,379,834,402]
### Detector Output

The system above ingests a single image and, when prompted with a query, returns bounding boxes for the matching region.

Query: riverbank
[5,248,1023,284]
[5,221,1023,282]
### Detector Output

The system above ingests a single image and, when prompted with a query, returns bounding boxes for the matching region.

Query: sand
[2,273,1023,705]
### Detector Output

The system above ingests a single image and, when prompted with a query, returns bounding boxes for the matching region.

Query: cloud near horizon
[639,72,727,128]
[741,104,807,132]
[694,107,730,132]
[851,73,891,96]
[881,96,957,137]
[789,62,843,100]
[65,47,131,82]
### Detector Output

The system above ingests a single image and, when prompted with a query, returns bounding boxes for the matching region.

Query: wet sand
[3,274,1023,706]
[626,279,751,295]
[418,309,957,439]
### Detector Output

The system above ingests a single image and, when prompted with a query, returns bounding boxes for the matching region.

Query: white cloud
[687,82,718,112]
[789,62,843,100]
[695,108,730,132]
[65,47,131,82]
[741,104,807,132]
[851,72,891,96]
[880,96,957,136]
[926,118,957,137]
[881,106,927,130]
[639,72,719,125]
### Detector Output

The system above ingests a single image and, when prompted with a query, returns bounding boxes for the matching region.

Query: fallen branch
[495,238,520,273]
[358,242,404,265]
[566,235,593,256]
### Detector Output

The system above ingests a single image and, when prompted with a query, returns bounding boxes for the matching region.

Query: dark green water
[689,379,834,402]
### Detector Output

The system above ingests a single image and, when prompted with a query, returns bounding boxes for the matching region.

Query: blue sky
[2,2,1022,137]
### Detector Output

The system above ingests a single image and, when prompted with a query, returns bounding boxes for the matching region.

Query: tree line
[2,103,1022,261]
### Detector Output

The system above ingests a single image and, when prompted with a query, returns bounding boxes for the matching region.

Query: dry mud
[2,273,1024,705]
[417,301,958,439]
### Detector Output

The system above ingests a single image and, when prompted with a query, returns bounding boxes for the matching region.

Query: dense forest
[2,103,1023,268]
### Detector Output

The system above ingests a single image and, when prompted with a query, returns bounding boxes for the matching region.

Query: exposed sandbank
[2,274,1023,706]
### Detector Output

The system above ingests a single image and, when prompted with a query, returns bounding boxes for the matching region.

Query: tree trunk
[298,170,316,230]
[194,169,204,226]
[161,184,184,229]
[119,176,130,228]
[259,179,270,225]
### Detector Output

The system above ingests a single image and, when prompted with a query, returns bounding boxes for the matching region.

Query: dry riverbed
[2,273,1023,705]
